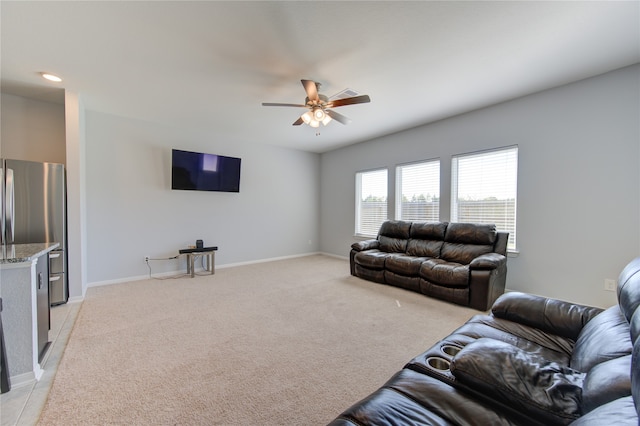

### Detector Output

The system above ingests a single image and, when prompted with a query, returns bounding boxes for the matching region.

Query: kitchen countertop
[0,243,60,264]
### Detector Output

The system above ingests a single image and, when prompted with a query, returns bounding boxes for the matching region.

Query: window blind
[396,160,440,221]
[451,146,518,250]
[355,169,388,237]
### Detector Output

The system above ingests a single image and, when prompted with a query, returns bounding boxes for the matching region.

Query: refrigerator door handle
[0,166,4,245]
[5,168,14,243]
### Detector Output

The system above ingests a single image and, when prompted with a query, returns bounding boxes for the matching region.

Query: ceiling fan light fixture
[301,111,313,124]
[262,79,371,128]
[301,108,330,127]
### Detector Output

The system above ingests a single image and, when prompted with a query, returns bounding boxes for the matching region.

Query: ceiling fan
[262,79,371,127]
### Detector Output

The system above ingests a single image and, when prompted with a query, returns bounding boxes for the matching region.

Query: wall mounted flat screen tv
[171,149,241,192]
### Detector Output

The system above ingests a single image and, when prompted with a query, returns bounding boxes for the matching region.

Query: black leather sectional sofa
[350,221,508,310]
[329,257,640,425]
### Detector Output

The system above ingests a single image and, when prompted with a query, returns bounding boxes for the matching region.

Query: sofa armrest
[469,253,506,270]
[351,239,379,252]
[491,292,603,340]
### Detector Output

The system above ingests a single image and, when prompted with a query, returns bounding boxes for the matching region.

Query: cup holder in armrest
[405,338,467,383]
[441,344,461,357]
[426,356,451,371]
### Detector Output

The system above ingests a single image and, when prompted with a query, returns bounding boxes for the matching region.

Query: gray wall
[84,111,320,284]
[320,64,640,308]
[0,95,321,286]
[0,93,66,164]
[2,65,638,307]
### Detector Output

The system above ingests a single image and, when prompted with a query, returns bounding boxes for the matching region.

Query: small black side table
[179,246,218,278]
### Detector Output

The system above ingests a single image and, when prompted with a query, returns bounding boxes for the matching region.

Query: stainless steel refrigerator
[1,159,68,305]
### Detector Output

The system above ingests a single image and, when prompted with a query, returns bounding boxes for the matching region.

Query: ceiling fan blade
[327,95,371,108]
[262,102,308,107]
[292,117,304,126]
[301,79,319,102]
[326,109,352,125]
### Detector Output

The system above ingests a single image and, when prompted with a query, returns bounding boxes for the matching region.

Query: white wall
[0,92,88,301]
[0,93,66,163]
[65,91,88,301]
[320,64,640,308]
[85,111,320,284]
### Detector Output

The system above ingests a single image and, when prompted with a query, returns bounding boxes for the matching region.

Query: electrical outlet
[604,279,616,292]
[144,256,149,262]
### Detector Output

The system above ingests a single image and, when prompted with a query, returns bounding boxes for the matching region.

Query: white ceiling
[2,1,638,153]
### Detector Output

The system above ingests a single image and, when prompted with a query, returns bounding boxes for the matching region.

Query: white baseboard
[319,252,349,261]
[9,369,39,389]
[216,251,322,269]
[87,252,328,288]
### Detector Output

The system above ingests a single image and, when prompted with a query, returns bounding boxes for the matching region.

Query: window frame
[451,145,518,252]
[355,168,388,238]
[395,158,440,222]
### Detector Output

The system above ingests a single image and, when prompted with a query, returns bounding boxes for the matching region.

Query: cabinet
[0,243,58,386]
[35,254,50,362]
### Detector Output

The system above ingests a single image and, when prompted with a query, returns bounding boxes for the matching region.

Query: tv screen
[171,149,241,192]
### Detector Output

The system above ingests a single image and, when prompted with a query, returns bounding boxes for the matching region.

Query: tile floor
[1,302,80,426]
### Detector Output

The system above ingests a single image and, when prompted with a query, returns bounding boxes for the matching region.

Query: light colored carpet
[38,254,478,425]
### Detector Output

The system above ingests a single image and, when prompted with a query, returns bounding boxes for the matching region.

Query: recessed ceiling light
[41,72,62,83]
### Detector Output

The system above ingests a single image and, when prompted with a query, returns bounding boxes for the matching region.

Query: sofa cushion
[581,355,632,414]
[382,368,528,426]
[631,309,640,343]
[450,338,584,425]
[386,254,427,275]
[440,242,494,265]
[453,315,575,363]
[405,221,460,259]
[631,329,640,416]
[571,306,632,372]
[420,280,469,306]
[569,396,637,425]
[378,236,408,253]
[375,220,411,253]
[444,222,497,245]
[354,250,389,269]
[406,239,443,258]
[618,256,640,323]
[354,264,386,284]
[378,220,412,239]
[328,385,453,426]
[420,259,469,287]
[491,292,603,341]
[385,271,421,292]
[409,221,447,240]
[438,223,497,264]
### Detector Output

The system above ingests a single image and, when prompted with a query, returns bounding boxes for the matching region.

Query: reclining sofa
[329,257,640,425]
[350,221,508,310]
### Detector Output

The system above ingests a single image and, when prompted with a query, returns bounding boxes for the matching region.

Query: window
[396,160,440,221]
[451,146,518,251]
[355,168,388,237]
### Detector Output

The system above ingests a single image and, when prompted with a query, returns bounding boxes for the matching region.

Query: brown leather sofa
[350,221,508,310]
[329,257,640,425]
